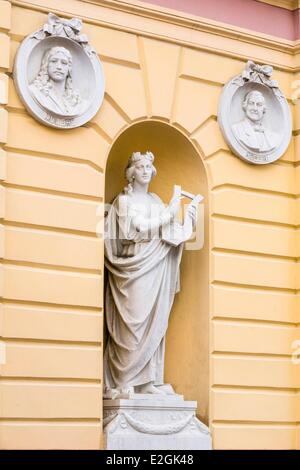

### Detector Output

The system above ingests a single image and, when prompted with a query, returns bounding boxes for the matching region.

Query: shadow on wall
[104,120,209,424]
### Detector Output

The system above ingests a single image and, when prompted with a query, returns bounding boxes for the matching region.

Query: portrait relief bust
[218,60,292,164]
[232,90,280,153]
[13,12,105,128]
[29,46,87,116]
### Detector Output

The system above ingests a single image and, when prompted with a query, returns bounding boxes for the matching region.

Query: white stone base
[103,395,212,450]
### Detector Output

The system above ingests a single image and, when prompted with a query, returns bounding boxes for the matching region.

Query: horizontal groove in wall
[3,184,103,204]
[212,317,297,328]
[6,30,22,42]
[211,213,296,229]
[212,420,298,427]
[4,146,104,174]
[0,259,102,276]
[211,280,296,294]
[212,247,297,262]
[5,107,27,117]
[0,298,103,312]
[0,374,102,382]
[212,351,293,360]
[0,27,10,34]
[0,418,101,424]
[3,340,102,351]
[3,224,103,242]
[211,384,298,393]
[271,160,296,168]
[2,338,102,348]
[0,220,102,238]
[5,108,110,165]
[2,182,103,203]
[211,214,296,232]
[0,377,102,384]
[212,183,296,199]
[0,300,103,314]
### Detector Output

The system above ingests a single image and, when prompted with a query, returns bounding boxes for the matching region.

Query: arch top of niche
[102,118,210,188]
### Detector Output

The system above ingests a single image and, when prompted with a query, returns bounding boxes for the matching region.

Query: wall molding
[256,0,299,11]
[11,0,300,73]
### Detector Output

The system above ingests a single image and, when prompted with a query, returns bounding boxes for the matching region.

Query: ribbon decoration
[232,60,283,100]
[43,13,88,45]
[242,61,279,90]
[32,13,95,55]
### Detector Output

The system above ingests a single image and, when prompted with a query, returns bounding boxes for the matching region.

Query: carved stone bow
[43,13,88,44]
[233,60,283,100]
[32,12,95,56]
[242,61,278,89]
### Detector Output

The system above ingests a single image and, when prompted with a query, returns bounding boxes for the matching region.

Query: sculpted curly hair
[32,46,81,107]
[124,151,157,195]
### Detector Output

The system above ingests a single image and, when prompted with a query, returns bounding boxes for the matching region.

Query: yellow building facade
[0,0,299,449]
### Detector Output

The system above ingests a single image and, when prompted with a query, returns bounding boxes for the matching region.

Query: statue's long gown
[104,192,185,389]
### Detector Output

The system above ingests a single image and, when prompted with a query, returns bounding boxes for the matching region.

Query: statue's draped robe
[104,193,185,389]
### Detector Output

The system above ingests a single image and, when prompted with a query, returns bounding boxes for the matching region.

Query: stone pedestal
[103,394,212,450]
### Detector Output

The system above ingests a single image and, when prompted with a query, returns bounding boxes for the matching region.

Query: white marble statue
[104,151,201,397]
[29,46,87,116]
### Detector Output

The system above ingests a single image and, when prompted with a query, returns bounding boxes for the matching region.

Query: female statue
[29,46,86,116]
[104,151,201,396]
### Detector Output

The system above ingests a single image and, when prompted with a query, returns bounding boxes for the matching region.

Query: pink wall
[140,0,297,40]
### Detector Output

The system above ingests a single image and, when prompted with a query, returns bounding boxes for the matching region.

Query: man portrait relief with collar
[232,90,280,153]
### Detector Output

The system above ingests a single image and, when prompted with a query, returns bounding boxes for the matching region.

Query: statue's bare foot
[136,383,166,395]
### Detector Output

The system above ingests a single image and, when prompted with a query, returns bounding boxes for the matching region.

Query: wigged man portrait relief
[29,46,87,116]
[218,60,292,163]
[232,90,280,153]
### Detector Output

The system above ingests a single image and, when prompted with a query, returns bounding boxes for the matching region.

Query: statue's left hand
[186,203,197,225]
[168,194,182,219]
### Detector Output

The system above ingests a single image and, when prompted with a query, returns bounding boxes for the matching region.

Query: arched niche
[104,120,209,424]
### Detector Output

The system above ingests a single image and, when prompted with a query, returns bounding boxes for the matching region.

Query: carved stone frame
[218,61,292,164]
[13,13,105,129]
